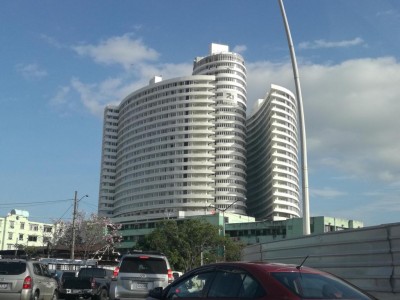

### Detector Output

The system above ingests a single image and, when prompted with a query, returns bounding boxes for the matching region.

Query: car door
[165,269,216,300]
[206,267,266,300]
[32,262,52,299]
[40,263,56,299]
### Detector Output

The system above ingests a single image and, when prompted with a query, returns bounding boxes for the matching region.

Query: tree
[136,219,243,271]
[223,236,245,262]
[52,212,122,259]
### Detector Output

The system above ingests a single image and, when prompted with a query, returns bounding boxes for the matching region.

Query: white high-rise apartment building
[246,84,301,220]
[192,44,247,213]
[98,44,247,223]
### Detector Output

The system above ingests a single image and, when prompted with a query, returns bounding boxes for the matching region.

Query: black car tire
[33,291,40,300]
[93,289,108,300]
[51,291,59,300]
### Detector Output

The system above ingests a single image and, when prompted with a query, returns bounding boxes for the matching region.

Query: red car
[148,261,376,300]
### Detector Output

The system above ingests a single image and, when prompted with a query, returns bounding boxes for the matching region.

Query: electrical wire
[0,199,74,207]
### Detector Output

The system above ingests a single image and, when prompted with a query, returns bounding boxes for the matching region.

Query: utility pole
[70,192,88,259]
[209,198,241,261]
[71,191,78,259]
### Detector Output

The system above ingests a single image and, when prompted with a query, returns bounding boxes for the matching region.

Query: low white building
[0,209,54,251]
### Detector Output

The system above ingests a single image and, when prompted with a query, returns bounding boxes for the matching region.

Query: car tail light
[167,269,173,283]
[113,266,120,278]
[23,276,32,289]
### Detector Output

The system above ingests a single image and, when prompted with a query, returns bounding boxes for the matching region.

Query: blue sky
[1,0,400,227]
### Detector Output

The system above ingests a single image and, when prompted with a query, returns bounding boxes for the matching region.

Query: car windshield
[0,261,26,275]
[272,272,373,299]
[120,257,167,274]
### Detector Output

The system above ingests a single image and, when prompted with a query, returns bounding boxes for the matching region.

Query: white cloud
[69,77,126,116]
[233,44,247,54]
[63,62,192,117]
[337,195,400,226]
[246,56,400,187]
[376,9,400,18]
[311,187,347,198]
[298,37,364,50]
[40,34,65,49]
[15,63,48,80]
[72,33,159,69]
[50,86,70,106]
[303,58,400,183]
[58,34,400,191]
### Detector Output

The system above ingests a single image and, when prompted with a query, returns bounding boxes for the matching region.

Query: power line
[0,199,76,223]
[79,199,98,209]
[0,199,74,207]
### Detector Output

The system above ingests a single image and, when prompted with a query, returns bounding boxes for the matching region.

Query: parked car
[109,251,173,300]
[52,270,76,299]
[148,261,377,300]
[61,267,112,300]
[0,258,59,300]
[172,271,183,280]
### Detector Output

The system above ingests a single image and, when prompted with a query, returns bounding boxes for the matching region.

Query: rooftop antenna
[296,255,310,270]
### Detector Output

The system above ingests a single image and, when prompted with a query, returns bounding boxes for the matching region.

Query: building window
[30,224,39,231]
[19,234,24,241]
[8,232,13,240]
[43,226,52,233]
[20,222,25,230]
[10,221,14,229]
[28,236,38,242]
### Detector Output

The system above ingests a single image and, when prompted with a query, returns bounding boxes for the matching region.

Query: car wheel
[51,291,59,300]
[33,291,39,300]
[93,289,108,300]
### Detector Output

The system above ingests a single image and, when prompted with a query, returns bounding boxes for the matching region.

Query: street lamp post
[209,199,241,261]
[70,191,88,259]
[278,0,310,235]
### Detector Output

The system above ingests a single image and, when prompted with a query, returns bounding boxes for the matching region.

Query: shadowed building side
[246,84,300,221]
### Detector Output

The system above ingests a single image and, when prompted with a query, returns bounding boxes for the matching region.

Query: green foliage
[24,246,39,258]
[135,219,244,271]
[224,236,245,261]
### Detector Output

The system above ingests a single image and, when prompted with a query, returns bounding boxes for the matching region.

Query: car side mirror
[148,287,163,300]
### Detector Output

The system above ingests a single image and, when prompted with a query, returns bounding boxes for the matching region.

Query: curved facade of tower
[192,43,247,214]
[98,105,119,217]
[246,84,300,221]
[109,75,219,221]
[98,44,248,224]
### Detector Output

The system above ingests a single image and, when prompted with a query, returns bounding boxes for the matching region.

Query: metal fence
[242,222,400,300]
[39,258,98,271]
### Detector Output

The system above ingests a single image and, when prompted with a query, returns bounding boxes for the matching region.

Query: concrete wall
[242,222,400,300]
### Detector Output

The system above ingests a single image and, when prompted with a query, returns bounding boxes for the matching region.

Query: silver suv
[109,251,173,300]
[0,258,59,300]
